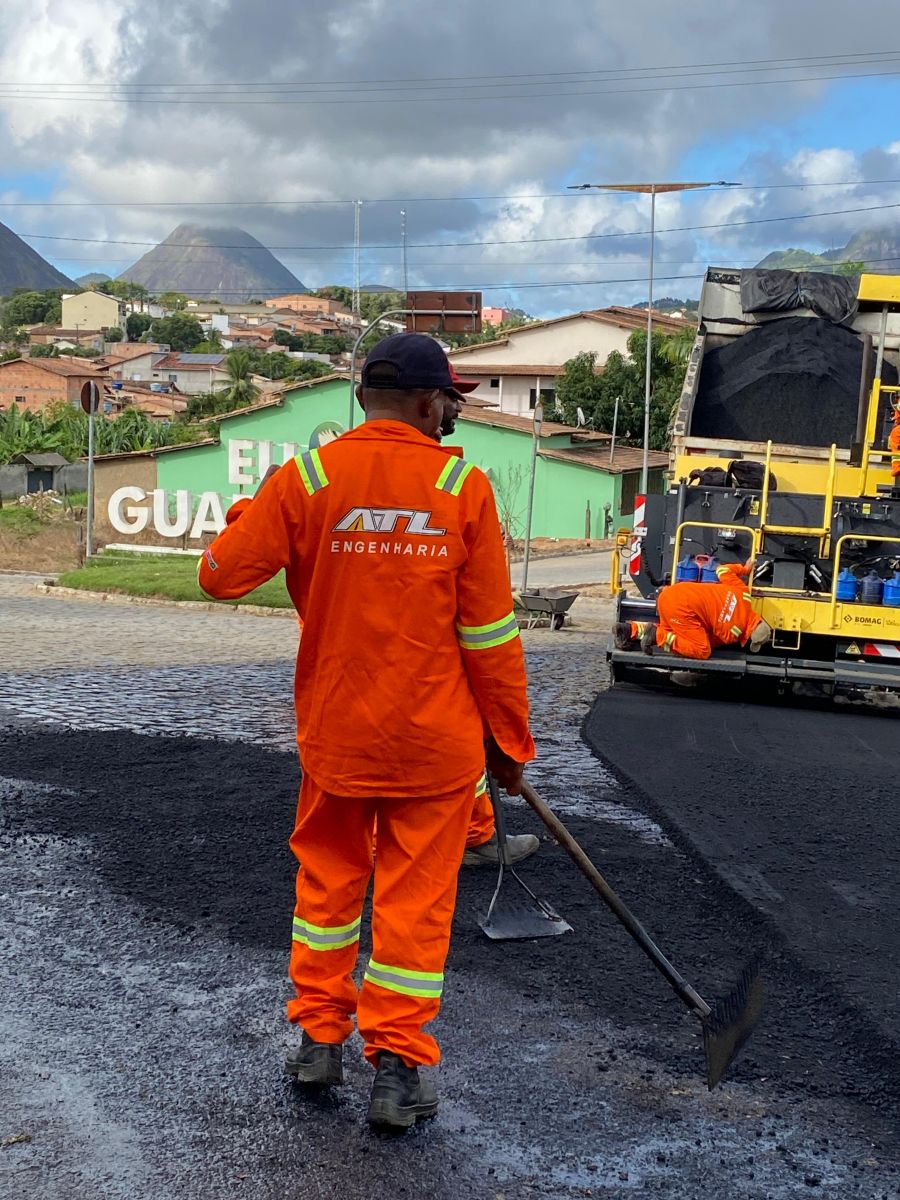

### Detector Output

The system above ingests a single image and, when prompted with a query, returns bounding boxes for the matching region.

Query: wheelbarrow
[515,588,579,630]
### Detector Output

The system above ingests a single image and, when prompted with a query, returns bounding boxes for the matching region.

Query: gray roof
[12,452,70,467]
[172,353,226,365]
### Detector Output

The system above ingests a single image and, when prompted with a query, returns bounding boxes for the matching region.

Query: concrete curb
[33,583,297,620]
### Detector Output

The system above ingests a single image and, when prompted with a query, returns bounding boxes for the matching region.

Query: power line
[3,48,897,89]
[18,199,900,253]
[6,179,900,207]
[7,55,900,97]
[1,67,899,105]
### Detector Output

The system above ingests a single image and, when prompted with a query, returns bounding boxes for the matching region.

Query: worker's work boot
[748,619,773,653]
[461,832,540,868]
[285,1031,344,1086]
[367,1051,438,1130]
[640,623,659,655]
[613,621,636,649]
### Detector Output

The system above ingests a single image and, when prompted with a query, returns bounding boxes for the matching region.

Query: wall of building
[0,361,95,413]
[451,317,629,367]
[61,292,123,331]
[96,375,637,547]
[466,376,557,417]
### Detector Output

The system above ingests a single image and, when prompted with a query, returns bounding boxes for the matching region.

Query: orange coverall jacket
[198,419,535,796]
[657,562,761,656]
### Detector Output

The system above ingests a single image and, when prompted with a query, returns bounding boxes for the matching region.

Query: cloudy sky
[1,0,899,315]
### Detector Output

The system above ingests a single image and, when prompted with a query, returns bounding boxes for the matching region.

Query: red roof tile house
[0,357,109,414]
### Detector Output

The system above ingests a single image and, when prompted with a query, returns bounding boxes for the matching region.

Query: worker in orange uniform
[889,401,900,482]
[615,560,772,658]
[198,333,535,1131]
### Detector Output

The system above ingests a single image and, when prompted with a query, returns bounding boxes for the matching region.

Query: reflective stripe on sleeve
[294,448,329,496]
[474,773,487,797]
[663,631,676,650]
[435,457,475,496]
[715,565,731,580]
[457,611,519,650]
[743,592,752,601]
[292,915,361,951]
[730,625,743,638]
[364,958,443,999]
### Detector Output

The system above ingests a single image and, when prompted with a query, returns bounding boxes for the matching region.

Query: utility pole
[521,398,544,594]
[400,208,409,295]
[352,200,362,319]
[567,180,739,493]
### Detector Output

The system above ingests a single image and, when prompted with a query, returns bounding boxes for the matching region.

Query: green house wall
[155,377,638,539]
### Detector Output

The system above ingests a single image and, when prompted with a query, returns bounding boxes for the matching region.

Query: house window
[490,378,500,389]
[15,395,25,403]
[528,386,556,410]
[168,374,178,382]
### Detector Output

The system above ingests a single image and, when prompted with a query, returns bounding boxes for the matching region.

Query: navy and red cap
[361,333,478,399]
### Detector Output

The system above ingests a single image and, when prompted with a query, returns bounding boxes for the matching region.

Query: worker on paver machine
[198,333,535,1131]
[614,560,773,659]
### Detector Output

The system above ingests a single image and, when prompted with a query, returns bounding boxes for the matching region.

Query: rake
[516,776,764,1090]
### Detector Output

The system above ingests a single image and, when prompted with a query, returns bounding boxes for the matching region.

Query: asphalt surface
[2,582,899,1198]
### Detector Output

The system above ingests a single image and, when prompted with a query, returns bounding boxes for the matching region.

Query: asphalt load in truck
[692,315,895,448]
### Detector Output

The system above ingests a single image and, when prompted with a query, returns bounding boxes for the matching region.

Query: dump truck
[610,268,900,694]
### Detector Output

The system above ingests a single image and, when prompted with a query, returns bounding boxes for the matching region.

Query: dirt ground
[0,522,82,571]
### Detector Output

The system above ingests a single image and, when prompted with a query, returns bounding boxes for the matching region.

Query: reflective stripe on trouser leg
[466,771,494,848]
[357,781,473,1067]
[286,773,375,1044]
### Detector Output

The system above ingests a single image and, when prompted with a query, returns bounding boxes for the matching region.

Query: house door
[26,469,54,493]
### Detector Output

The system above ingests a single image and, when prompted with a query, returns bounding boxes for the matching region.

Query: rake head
[479,863,573,941]
[701,955,765,1090]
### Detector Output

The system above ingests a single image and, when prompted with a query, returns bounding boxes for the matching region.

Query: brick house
[0,357,109,414]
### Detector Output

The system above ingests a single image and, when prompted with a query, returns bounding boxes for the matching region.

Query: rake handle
[520,779,711,1019]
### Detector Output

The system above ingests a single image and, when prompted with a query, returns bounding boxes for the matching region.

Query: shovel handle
[520,779,711,1018]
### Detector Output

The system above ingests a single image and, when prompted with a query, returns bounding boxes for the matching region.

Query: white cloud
[0,0,899,311]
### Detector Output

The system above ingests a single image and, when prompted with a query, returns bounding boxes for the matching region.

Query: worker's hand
[255,464,280,496]
[486,738,525,796]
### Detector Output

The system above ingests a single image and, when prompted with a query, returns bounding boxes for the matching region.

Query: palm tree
[220,350,260,410]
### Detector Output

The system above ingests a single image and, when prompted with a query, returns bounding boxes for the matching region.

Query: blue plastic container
[883,571,900,608]
[860,569,884,606]
[699,555,720,584]
[675,554,700,583]
[835,567,858,603]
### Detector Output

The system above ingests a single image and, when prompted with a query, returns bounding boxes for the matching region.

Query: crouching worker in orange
[889,400,900,483]
[198,332,535,1131]
[614,560,773,658]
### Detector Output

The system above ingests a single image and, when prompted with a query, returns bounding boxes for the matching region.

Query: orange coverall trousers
[287,773,477,1067]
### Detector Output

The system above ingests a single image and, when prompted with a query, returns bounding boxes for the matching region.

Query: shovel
[479,773,572,941]
[520,778,763,1090]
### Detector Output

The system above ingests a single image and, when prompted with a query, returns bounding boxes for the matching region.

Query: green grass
[57,553,293,608]
[0,507,46,536]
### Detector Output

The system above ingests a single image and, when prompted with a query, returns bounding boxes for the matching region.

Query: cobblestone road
[0,575,658,838]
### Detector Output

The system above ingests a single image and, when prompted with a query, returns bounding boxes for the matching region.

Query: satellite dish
[576,406,586,427]
[309,420,345,449]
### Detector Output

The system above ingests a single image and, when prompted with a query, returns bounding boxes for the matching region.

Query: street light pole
[567,179,739,494]
[521,398,543,594]
[642,184,656,495]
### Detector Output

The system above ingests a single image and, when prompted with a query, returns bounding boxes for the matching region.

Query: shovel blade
[479,865,573,941]
[702,956,764,1090]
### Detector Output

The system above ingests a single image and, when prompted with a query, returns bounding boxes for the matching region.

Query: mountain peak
[0,220,73,294]
[118,224,305,303]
